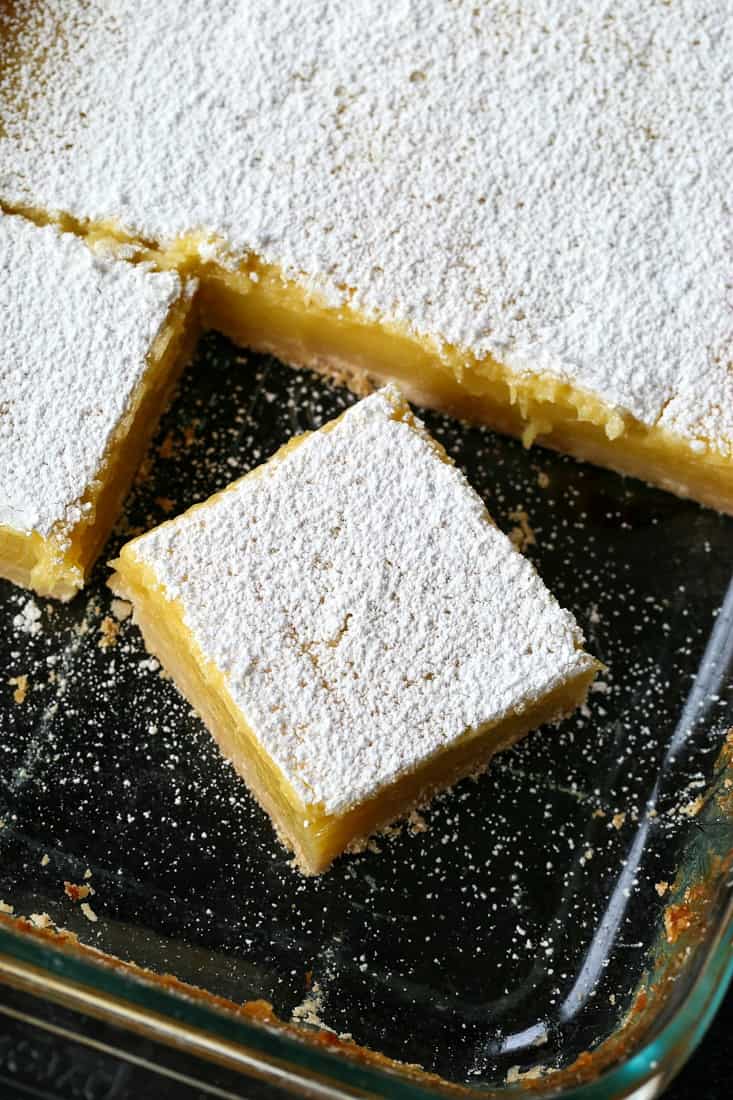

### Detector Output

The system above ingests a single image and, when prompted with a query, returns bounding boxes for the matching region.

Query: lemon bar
[0,212,197,600]
[1,3,732,510]
[110,386,598,874]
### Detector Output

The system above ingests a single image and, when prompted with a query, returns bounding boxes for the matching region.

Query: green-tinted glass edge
[0,899,730,1100]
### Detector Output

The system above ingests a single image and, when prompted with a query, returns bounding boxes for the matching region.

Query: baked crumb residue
[407,810,428,834]
[506,1064,546,1084]
[158,431,176,459]
[64,881,93,903]
[98,616,120,649]
[110,598,132,622]
[8,673,28,703]
[291,981,335,1033]
[508,508,536,552]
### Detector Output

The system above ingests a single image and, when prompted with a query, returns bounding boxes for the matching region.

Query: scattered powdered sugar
[1,2,731,451]
[12,598,41,636]
[0,211,188,537]
[2,347,730,1081]
[126,386,595,814]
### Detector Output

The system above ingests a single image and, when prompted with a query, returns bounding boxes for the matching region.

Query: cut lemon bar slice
[110,385,598,874]
[0,212,197,600]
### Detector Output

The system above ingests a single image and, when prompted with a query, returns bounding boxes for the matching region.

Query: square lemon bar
[0,212,197,600]
[110,386,598,873]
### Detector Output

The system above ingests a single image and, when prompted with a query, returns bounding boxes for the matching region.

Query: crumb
[588,603,601,624]
[110,599,132,622]
[291,982,335,1032]
[508,509,536,552]
[655,881,669,897]
[183,423,197,447]
[680,796,704,817]
[134,454,153,486]
[537,471,550,489]
[407,810,428,834]
[611,812,626,830]
[609,993,616,1005]
[8,674,28,704]
[155,496,176,514]
[64,881,93,902]
[0,901,13,914]
[592,807,606,819]
[506,1065,545,1084]
[664,902,691,944]
[40,853,50,867]
[98,617,120,649]
[29,913,52,929]
[83,868,92,879]
[80,902,98,923]
[158,431,176,458]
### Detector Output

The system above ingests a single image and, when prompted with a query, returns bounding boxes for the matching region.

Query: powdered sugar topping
[0,212,186,538]
[1,2,731,450]
[127,386,595,814]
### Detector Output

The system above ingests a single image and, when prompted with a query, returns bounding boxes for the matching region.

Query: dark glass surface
[1,334,732,1088]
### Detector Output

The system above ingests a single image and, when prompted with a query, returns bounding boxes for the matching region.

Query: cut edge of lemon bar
[14,212,731,515]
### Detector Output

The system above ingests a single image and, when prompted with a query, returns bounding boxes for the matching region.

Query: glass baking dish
[1,336,732,1099]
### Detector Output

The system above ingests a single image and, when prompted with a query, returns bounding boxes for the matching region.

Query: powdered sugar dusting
[1,2,731,451]
[126,386,594,814]
[0,212,186,538]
